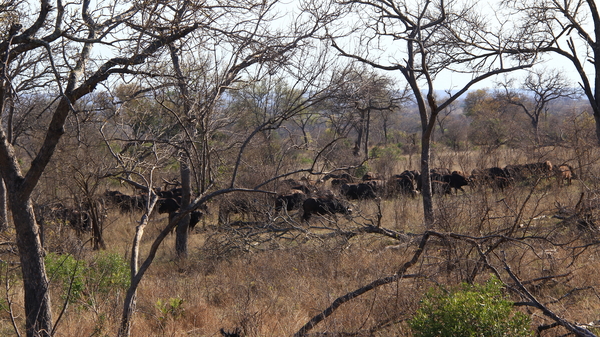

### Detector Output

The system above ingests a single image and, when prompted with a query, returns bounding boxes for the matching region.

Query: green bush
[45,252,130,304]
[45,253,86,302]
[156,297,185,321]
[409,276,532,337]
[88,252,130,295]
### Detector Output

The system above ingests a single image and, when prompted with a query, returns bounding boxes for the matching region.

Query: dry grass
[2,148,600,336]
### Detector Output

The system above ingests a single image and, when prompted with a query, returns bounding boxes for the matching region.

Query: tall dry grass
[1,147,600,336]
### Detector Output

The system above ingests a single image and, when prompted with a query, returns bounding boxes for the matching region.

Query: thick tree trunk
[10,197,52,337]
[420,135,434,228]
[0,111,57,337]
[175,159,191,257]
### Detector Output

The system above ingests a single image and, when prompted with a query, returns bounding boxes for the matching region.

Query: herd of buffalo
[35,160,575,233]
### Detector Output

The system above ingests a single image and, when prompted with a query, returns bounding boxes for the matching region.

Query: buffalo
[362,172,380,181]
[302,196,352,221]
[323,172,354,181]
[431,167,452,176]
[504,161,553,181]
[446,171,470,193]
[168,210,204,232]
[388,170,420,197]
[156,187,183,199]
[157,197,180,214]
[340,182,378,200]
[35,203,91,235]
[431,180,452,195]
[275,189,307,212]
[323,172,355,188]
[156,189,206,232]
[423,169,469,195]
[470,167,512,190]
[282,177,321,194]
[104,190,147,212]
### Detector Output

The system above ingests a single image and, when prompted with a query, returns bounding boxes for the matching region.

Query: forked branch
[293,231,431,336]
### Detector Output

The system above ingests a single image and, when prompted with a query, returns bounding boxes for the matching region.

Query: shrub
[409,276,532,337]
[155,297,185,321]
[45,253,86,302]
[87,252,130,295]
[45,252,130,304]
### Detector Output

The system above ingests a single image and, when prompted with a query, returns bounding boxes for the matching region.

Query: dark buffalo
[362,172,379,181]
[388,171,420,197]
[275,189,307,212]
[35,203,91,235]
[431,167,452,176]
[470,167,512,190]
[446,171,470,193]
[323,173,355,188]
[340,182,377,200]
[431,180,452,195]
[156,189,206,232]
[302,197,352,221]
[220,328,241,337]
[104,190,147,212]
[423,168,451,192]
[504,161,553,181]
[156,187,183,199]
[168,210,204,232]
[157,197,180,214]
[504,164,527,181]
[417,169,468,195]
[330,177,354,188]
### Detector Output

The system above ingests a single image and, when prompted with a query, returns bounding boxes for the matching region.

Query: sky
[336,0,596,93]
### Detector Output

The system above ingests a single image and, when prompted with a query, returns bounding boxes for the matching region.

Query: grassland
[2,146,600,336]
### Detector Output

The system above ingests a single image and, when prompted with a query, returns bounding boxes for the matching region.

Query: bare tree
[496,68,579,145]
[0,0,201,335]
[328,0,536,227]
[502,0,600,145]
[105,0,338,258]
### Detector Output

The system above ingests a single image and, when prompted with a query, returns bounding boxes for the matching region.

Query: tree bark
[0,175,8,232]
[118,194,158,337]
[175,160,191,257]
[9,195,52,337]
[420,136,434,228]
[0,100,69,337]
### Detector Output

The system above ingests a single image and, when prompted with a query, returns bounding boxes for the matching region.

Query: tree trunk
[10,197,52,337]
[354,123,363,156]
[175,159,191,257]
[118,194,158,337]
[364,108,371,160]
[0,101,60,337]
[0,175,8,231]
[533,119,540,146]
[420,134,434,228]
